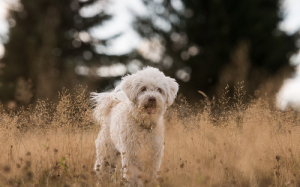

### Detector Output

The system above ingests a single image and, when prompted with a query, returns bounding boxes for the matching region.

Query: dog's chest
[117,122,163,158]
[134,130,161,164]
[130,126,159,150]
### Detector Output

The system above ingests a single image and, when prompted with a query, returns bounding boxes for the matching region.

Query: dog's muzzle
[145,97,157,114]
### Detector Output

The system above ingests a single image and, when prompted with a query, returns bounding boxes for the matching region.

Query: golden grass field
[1,84,300,187]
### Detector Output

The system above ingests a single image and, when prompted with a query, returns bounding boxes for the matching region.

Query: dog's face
[121,67,179,115]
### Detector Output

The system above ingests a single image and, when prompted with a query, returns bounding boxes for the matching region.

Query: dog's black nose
[148,97,156,102]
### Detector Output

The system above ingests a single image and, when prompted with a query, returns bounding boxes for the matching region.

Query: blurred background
[0,0,299,109]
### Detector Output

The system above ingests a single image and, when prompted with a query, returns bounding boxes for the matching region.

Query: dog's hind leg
[94,129,120,183]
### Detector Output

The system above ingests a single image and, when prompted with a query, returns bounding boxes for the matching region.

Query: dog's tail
[90,85,125,124]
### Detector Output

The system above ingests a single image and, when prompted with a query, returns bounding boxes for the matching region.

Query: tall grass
[0,84,300,187]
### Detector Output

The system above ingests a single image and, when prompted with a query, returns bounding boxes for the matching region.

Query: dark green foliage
[139,0,296,100]
[183,0,296,98]
[0,0,113,102]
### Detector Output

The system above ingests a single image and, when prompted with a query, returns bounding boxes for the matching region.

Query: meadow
[0,84,300,187]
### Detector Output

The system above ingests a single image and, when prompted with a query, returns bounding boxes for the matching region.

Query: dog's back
[91,86,127,124]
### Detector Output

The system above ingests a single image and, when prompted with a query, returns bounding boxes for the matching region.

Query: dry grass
[1,84,300,187]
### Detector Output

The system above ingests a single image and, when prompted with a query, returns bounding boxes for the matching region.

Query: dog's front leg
[121,154,146,187]
[153,143,164,184]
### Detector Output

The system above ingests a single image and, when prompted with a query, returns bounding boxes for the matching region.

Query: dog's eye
[158,88,163,93]
[141,87,147,92]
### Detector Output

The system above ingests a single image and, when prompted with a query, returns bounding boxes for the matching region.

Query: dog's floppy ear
[121,74,139,102]
[165,77,179,107]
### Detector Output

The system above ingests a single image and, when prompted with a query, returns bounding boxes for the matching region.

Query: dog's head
[121,67,179,115]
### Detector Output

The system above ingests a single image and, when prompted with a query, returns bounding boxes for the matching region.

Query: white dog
[91,67,178,186]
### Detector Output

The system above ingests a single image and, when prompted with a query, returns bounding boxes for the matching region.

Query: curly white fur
[91,67,178,186]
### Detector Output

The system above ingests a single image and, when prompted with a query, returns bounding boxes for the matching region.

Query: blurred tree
[137,0,296,100]
[0,0,118,103]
